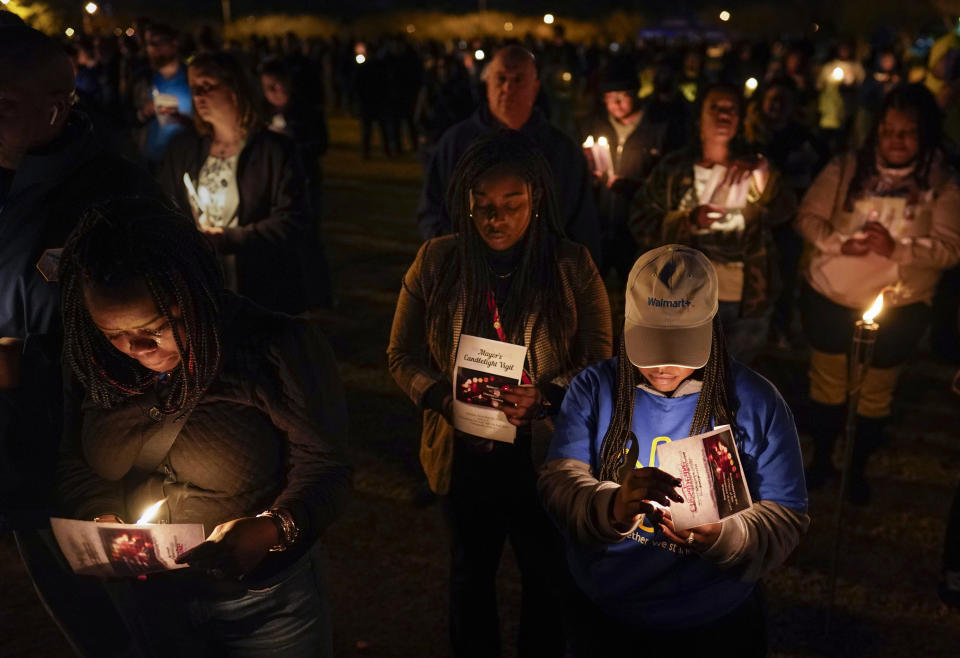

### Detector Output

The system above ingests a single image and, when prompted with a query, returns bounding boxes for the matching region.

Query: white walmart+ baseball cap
[624,245,719,369]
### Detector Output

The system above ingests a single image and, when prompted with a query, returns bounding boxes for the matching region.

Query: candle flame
[597,136,609,147]
[862,293,884,324]
[832,66,845,82]
[582,135,594,148]
[136,498,167,525]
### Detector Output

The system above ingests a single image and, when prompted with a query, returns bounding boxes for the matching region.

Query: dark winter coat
[158,127,318,314]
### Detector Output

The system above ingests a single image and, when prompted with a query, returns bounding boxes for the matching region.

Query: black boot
[846,415,887,505]
[804,401,846,491]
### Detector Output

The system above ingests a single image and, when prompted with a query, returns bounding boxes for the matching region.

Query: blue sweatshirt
[547,356,807,628]
[144,65,193,164]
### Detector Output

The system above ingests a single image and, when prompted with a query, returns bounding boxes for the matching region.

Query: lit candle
[595,136,614,178]
[136,498,168,525]
[183,174,211,229]
[831,65,846,83]
[581,135,598,175]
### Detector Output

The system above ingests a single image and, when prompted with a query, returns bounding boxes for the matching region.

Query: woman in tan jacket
[797,84,960,503]
[388,131,612,657]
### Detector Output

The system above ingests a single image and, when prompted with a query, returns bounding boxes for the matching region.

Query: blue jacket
[546,356,807,627]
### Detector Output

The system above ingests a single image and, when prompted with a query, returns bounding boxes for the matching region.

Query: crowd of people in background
[3,6,960,656]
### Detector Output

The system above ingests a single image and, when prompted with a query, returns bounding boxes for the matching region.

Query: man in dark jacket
[581,57,681,283]
[0,26,159,655]
[416,45,600,262]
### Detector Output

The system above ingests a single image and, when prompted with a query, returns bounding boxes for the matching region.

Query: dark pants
[14,527,135,657]
[799,282,931,368]
[567,584,768,658]
[771,222,803,335]
[103,543,331,658]
[444,437,569,658]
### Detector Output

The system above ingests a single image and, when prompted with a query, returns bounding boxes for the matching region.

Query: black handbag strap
[133,395,196,473]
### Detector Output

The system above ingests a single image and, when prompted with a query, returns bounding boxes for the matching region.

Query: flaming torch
[826,292,883,631]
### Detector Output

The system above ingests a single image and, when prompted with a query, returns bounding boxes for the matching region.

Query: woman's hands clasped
[841,221,896,258]
[175,516,280,579]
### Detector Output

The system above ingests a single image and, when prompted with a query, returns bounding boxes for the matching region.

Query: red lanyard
[486,290,532,385]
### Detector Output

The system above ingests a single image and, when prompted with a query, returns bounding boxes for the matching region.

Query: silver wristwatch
[257,507,300,552]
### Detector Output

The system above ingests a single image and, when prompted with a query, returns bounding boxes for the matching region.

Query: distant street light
[543,13,555,25]
[84,2,98,15]
[719,11,731,22]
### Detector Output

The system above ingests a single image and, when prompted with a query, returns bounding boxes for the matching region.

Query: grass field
[2,114,959,657]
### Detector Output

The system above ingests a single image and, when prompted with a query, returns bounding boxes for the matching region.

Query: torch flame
[582,135,594,148]
[862,293,884,324]
[136,498,167,525]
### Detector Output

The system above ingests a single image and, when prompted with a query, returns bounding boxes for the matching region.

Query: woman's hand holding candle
[611,467,684,530]
[861,221,895,257]
[175,516,280,578]
[692,204,727,228]
[841,221,895,257]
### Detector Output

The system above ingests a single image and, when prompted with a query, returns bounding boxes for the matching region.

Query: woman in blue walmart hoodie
[539,245,808,657]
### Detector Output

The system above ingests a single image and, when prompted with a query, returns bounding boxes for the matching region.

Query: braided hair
[597,316,740,482]
[59,198,223,415]
[844,83,942,211]
[429,130,573,368]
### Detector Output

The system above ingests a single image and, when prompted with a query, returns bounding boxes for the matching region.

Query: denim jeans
[106,543,332,658]
[717,301,772,365]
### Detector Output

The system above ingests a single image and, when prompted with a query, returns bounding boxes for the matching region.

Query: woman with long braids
[55,198,350,657]
[797,83,960,504]
[540,245,807,657]
[388,130,612,657]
